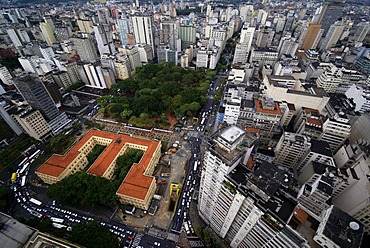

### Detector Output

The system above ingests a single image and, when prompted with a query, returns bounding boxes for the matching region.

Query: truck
[161,173,170,178]
[158,180,167,185]
[20,176,26,187]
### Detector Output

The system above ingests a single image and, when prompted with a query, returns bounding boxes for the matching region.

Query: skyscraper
[117,18,130,46]
[301,24,322,51]
[130,15,155,56]
[13,72,60,121]
[318,0,344,36]
[72,35,99,63]
[40,22,56,46]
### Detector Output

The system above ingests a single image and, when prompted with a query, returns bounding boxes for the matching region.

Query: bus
[19,163,30,176]
[20,176,26,187]
[18,158,28,167]
[29,197,43,206]
[29,150,41,160]
[50,217,64,224]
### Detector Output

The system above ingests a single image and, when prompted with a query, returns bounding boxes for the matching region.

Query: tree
[70,221,120,248]
[46,171,117,207]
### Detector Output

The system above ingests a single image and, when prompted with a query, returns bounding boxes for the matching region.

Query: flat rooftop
[255,99,282,115]
[219,125,246,145]
[36,129,160,200]
[322,207,364,248]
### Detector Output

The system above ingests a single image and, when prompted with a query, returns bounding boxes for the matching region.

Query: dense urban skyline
[0,0,369,247]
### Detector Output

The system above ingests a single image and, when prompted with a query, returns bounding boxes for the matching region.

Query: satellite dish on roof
[329,173,334,178]
[349,221,360,231]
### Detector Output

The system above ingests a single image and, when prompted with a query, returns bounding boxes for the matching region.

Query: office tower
[296,139,334,174]
[6,29,22,47]
[277,36,299,58]
[117,18,130,46]
[319,23,345,51]
[319,112,351,153]
[130,15,155,57]
[72,35,99,63]
[13,108,51,141]
[63,61,81,84]
[318,0,344,36]
[39,45,55,61]
[223,97,241,125]
[239,24,255,48]
[13,72,60,121]
[41,74,63,105]
[157,46,177,65]
[252,98,282,145]
[351,22,370,43]
[122,46,142,72]
[232,24,254,64]
[0,65,13,85]
[136,44,153,64]
[198,127,311,247]
[294,108,325,139]
[301,24,323,51]
[273,132,311,169]
[40,22,56,46]
[93,24,115,55]
[0,101,23,135]
[179,25,196,50]
[159,20,178,50]
[77,19,94,33]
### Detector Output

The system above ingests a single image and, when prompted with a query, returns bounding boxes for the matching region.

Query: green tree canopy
[46,171,117,207]
[70,221,120,248]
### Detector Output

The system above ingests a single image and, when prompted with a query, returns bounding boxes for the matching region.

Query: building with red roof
[36,129,161,210]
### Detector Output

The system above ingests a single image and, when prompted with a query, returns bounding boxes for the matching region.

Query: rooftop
[219,125,246,145]
[321,207,364,248]
[255,99,282,115]
[36,129,160,200]
[310,139,333,157]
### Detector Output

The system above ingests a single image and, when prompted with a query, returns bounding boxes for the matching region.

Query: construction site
[123,138,192,231]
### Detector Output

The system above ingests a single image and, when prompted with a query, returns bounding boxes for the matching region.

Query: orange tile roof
[255,100,282,115]
[306,117,323,127]
[36,129,160,200]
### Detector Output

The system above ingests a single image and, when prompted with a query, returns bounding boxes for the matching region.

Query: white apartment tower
[130,15,155,57]
[274,132,311,169]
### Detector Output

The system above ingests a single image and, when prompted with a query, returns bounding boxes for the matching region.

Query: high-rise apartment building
[117,18,130,46]
[6,28,22,47]
[72,35,99,63]
[274,132,311,169]
[179,25,196,49]
[93,24,115,55]
[77,19,94,33]
[13,108,51,141]
[40,22,56,46]
[319,22,345,51]
[0,65,13,85]
[232,24,254,64]
[159,19,178,50]
[130,15,155,57]
[319,112,351,153]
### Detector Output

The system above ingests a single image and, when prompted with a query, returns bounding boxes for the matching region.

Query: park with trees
[97,62,215,128]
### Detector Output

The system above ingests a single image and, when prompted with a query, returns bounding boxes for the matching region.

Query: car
[16,198,21,203]
[126,230,133,235]
[177,209,181,216]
